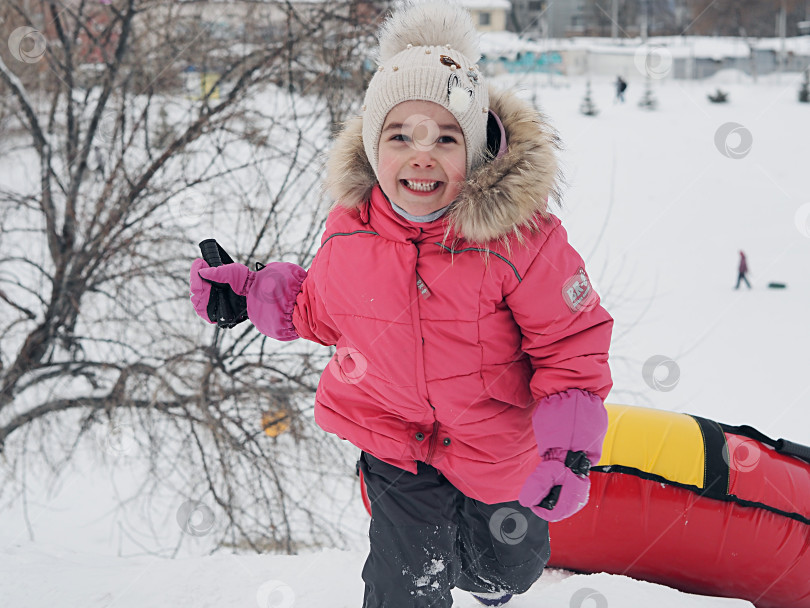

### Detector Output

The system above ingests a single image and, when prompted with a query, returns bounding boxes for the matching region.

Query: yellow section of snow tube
[599,404,705,488]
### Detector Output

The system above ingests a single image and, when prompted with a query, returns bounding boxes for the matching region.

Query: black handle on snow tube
[719,423,810,466]
[565,450,592,477]
[538,485,561,510]
[775,439,810,464]
[537,451,592,511]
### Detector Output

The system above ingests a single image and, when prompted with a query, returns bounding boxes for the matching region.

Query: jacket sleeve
[291,244,341,347]
[504,223,613,402]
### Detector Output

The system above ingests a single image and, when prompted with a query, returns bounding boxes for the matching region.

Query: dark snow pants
[735,272,751,289]
[358,452,550,608]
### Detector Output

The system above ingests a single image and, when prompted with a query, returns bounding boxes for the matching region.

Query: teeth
[405,180,439,192]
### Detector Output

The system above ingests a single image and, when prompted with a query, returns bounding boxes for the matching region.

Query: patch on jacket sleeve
[562,267,598,313]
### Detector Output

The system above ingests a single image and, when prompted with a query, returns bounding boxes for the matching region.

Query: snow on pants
[358,452,550,608]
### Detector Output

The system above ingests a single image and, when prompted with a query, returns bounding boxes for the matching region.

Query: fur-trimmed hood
[324,87,562,245]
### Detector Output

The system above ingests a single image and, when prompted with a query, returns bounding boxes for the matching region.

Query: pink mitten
[197,262,306,341]
[518,389,608,522]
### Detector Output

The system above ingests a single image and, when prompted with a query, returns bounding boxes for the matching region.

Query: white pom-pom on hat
[378,0,481,62]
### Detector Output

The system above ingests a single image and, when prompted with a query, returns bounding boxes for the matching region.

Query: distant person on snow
[736,250,751,289]
[615,75,628,102]
[189,3,613,607]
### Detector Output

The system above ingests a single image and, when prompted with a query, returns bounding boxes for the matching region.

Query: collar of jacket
[324,87,563,248]
[354,185,453,244]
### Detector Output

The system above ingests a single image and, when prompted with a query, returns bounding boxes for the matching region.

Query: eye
[390,133,411,142]
[437,135,458,144]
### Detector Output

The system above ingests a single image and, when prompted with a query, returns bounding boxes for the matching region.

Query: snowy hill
[2,69,807,606]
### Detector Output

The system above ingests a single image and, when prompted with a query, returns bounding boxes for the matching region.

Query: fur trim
[324,116,376,208]
[377,1,481,63]
[448,88,562,247]
[324,87,562,245]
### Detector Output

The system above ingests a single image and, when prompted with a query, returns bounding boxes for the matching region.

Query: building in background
[507,0,810,39]
[461,0,512,32]
[508,0,585,38]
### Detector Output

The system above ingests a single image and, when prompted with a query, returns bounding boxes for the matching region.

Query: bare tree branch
[0,0,378,553]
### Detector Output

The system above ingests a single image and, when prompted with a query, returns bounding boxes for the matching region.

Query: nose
[409,147,436,168]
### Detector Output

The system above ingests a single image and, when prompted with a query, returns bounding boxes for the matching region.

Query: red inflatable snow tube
[547,405,810,608]
[358,405,810,607]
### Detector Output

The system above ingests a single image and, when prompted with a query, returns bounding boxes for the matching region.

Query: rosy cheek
[449,169,466,185]
[377,152,397,174]
[445,154,466,182]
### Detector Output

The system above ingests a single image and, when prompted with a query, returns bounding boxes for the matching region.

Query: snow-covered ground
[3,68,808,606]
[0,543,753,607]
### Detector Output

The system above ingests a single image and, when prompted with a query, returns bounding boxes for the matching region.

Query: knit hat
[361,1,489,178]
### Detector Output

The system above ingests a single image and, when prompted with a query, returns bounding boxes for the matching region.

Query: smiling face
[377,100,467,216]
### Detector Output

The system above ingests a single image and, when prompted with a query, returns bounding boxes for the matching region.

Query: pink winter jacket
[285,88,613,504]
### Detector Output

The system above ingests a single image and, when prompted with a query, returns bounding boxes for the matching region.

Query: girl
[190,3,612,606]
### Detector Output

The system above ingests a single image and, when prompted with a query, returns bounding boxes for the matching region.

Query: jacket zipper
[413,231,441,465]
